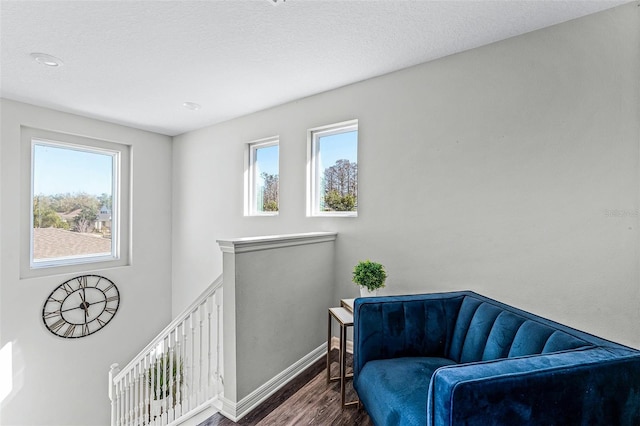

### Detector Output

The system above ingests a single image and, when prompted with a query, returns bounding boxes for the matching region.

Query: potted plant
[353,260,387,297]
[147,352,184,418]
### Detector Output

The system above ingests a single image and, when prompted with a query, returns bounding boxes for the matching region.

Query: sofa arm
[353,292,466,382]
[428,347,640,426]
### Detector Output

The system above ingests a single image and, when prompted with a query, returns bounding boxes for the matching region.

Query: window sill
[21,258,130,280]
[309,212,357,218]
[246,212,279,217]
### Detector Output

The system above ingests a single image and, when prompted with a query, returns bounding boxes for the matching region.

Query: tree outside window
[247,138,279,215]
[308,121,358,216]
[31,141,117,265]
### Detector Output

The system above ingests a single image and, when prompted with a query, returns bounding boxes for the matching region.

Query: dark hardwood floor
[198,350,372,426]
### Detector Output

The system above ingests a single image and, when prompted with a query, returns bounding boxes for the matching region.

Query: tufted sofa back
[448,296,593,363]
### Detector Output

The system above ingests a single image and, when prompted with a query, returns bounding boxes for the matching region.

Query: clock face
[42,275,120,339]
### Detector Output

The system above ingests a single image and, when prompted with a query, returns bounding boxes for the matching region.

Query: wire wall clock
[42,274,120,339]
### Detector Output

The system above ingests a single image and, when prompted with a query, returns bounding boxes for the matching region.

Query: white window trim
[306,119,358,217]
[244,136,279,217]
[21,126,131,278]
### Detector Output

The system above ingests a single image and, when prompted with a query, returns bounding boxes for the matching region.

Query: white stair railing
[110,276,224,426]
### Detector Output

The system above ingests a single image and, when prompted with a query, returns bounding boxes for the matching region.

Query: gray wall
[220,235,335,403]
[173,2,640,348]
[0,99,173,425]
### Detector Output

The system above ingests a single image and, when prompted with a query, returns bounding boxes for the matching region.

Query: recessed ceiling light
[30,52,63,67]
[182,102,201,111]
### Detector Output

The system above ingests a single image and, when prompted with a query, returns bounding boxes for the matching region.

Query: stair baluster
[110,276,223,426]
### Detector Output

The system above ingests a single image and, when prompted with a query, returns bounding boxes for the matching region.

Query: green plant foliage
[33,192,108,231]
[260,172,279,212]
[147,353,184,401]
[324,190,356,212]
[33,204,67,229]
[322,159,357,212]
[263,200,278,212]
[73,206,98,233]
[352,260,387,291]
[98,192,113,210]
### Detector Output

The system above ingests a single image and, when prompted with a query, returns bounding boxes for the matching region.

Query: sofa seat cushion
[357,357,457,426]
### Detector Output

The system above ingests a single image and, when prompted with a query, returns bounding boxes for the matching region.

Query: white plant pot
[360,287,378,297]
[150,399,164,418]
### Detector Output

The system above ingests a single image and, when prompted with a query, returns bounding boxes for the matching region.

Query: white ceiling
[0,0,628,136]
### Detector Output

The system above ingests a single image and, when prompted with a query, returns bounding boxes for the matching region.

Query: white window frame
[307,119,358,217]
[21,127,131,278]
[244,136,279,216]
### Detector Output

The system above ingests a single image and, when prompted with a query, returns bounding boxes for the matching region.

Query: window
[22,127,130,275]
[245,136,279,216]
[307,120,358,217]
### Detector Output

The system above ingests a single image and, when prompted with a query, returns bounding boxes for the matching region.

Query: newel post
[109,363,120,426]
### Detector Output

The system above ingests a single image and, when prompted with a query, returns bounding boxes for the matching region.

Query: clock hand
[77,291,90,317]
[82,287,89,324]
[80,293,88,322]
[80,292,89,308]
[61,305,84,313]
[79,289,86,305]
[60,299,104,313]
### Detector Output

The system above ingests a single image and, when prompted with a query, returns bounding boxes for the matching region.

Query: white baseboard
[219,343,326,422]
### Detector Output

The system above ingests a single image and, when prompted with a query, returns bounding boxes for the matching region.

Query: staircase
[110,232,338,425]
[109,276,223,426]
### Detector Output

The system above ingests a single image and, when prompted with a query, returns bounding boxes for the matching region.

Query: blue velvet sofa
[353,291,640,426]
